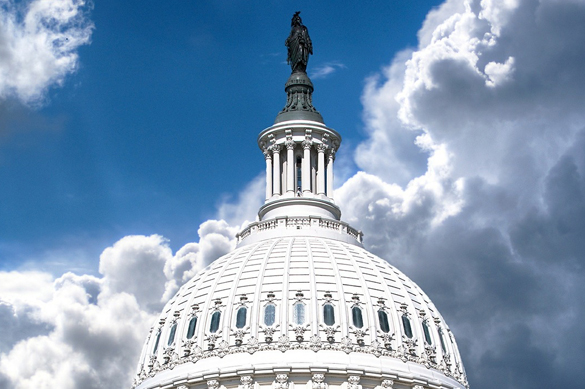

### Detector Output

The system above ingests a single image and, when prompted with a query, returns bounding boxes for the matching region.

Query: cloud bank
[0,0,93,104]
[0,223,236,389]
[339,0,585,387]
[2,0,585,388]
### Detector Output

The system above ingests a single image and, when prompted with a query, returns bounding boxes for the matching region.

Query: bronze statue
[285,12,313,74]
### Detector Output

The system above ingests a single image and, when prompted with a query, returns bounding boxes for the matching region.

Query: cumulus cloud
[0,0,93,104]
[0,222,237,389]
[340,0,585,388]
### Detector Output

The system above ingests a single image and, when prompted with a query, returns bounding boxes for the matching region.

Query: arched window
[153,330,161,354]
[296,156,302,190]
[352,306,364,328]
[236,307,247,329]
[402,314,413,338]
[378,309,390,333]
[293,302,305,325]
[323,303,335,326]
[264,303,276,326]
[209,311,221,333]
[186,316,197,339]
[422,320,433,345]
[438,328,447,353]
[167,323,177,346]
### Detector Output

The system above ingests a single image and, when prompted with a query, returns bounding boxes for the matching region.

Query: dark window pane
[210,311,221,333]
[378,310,390,333]
[352,306,364,328]
[402,314,413,338]
[236,307,247,329]
[153,330,161,354]
[186,316,197,339]
[439,328,447,353]
[167,323,177,346]
[264,304,276,326]
[293,303,305,325]
[422,321,432,345]
[323,304,335,326]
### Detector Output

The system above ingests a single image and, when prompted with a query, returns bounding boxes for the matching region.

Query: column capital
[263,148,272,160]
[302,139,312,150]
[272,144,282,153]
[285,140,295,150]
[317,143,327,153]
[327,149,336,160]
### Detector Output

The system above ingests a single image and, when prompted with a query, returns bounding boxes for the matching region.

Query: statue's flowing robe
[286,25,313,72]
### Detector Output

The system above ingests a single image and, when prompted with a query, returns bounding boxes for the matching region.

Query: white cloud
[0,0,93,104]
[0,219,238,389]
[310,61,346,80]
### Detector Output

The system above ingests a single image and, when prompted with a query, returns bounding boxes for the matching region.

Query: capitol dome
[133,13,468,389]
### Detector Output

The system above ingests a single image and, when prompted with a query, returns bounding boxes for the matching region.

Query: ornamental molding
[135,324,467,389]
[380,380,394,389]
[274,374,292,389]
[239,375,254,389]
[346,375,361,389]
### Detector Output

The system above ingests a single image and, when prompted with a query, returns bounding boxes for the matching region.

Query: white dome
[133,226,468,389]
[133,14,468,389]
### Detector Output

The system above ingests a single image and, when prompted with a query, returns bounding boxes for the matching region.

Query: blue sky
[2,1,585,388]
[0,0,443,275]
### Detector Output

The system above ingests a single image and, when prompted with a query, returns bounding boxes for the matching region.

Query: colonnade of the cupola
[256,120,342,221]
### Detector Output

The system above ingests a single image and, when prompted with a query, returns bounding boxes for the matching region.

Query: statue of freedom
[285,12,313,74]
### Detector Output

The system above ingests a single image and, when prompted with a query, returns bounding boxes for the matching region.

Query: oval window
[264,303,276,326]
[153,330,161,354]
[236,307,247,329]
[422,320,432,345]
[439,328,447,353]
[378,309,390,333]
[293,302,305,325]
[352,306,364,328]
[167,323,177,346]
[209,311,221,333]
[323,303,335,326]
[186,316,197,339]
[402,314,413,338]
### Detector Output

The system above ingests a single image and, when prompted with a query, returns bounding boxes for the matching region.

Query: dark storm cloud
[341,1,585,388]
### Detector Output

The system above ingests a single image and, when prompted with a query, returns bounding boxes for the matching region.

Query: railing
[236,216,363,244]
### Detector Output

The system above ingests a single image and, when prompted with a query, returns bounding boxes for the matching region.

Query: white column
[272,145,281,196]
[327,150,335,199]
[317,144,326,195]
[302,140,312,193]
[286,140,295,194]
[264,149,272,200]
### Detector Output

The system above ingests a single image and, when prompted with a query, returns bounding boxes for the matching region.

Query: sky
[1,0,585,388]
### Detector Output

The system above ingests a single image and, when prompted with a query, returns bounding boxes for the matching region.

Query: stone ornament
[310,374,327,389]
[380,380,394,389]
[347,375,361,389]
[239,376,253,389]
[273,374,291,389]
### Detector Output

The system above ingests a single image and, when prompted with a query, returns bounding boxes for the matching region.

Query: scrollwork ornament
[274,374,289,389]
[278,334,290,352]
[311,374,327,389]
[347,376,361,389]
[207,380,220,389]
[240,375,254,389]
[381,379,394,389]
[309,334,322,351]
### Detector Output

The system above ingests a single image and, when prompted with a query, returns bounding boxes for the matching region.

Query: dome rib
[279,238,294,338]
[320,238,349,339]
[337,242,377,342]
[250,238,281,339]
